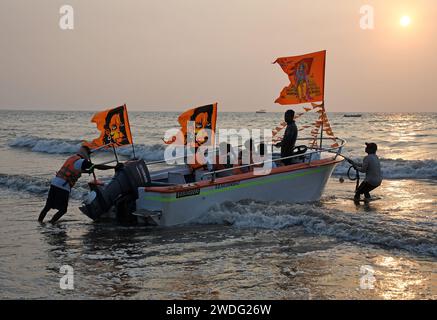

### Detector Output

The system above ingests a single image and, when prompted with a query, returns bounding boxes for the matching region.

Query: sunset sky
[1,0,436,112]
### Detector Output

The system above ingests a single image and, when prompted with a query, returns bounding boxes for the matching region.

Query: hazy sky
[1,0,436,112]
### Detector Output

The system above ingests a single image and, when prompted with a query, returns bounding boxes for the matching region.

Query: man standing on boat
[348,142,382,201]
[38,146,118,224]
[275,109,298,165]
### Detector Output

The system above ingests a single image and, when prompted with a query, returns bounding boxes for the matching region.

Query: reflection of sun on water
[374,256,428,300]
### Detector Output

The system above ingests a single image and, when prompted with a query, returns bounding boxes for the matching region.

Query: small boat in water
[256,109,267,113]
[80,137,345,226]
[344,114,362,118]
[136,142,344,226]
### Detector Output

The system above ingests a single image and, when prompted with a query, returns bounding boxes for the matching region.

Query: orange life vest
[56,154,84,188]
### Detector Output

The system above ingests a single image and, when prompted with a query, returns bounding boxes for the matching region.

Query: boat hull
[135,159,340,226]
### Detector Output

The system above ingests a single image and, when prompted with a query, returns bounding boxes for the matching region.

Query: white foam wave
[116,144,166,162]
[0,173,87,200]
[334,158,437,180]
[195,201,437,257]
[8,136,165,162]
[8,136,81,154]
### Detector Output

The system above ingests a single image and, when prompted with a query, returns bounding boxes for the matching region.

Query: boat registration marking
[215,181,240,189]
[176,188,200,198]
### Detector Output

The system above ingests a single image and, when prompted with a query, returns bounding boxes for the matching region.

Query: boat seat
[168,172,186,184]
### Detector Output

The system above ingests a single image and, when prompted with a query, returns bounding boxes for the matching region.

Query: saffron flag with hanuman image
[163,103,217,147]
[83,104,133,149]
[274,50,326,105]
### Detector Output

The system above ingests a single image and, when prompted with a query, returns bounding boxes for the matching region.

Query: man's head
[365,142,377,154]
[78,145,91,160]
[284,110,295,123]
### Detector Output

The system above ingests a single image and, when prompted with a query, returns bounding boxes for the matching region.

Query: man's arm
[276,126,291,148]
[354,156,368,173]
[94,164,115,170]
[81,160,119,172]
[289,123,298,148]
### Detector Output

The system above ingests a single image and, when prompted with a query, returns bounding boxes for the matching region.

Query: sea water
[0,110,436,299]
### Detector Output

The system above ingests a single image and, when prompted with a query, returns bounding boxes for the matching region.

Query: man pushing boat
[38,145,119,224]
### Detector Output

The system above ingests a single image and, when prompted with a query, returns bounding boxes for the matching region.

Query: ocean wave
[334,158,437,180]
[8,136,166,162]
[0,173,87,200]
[8,136,82,154]
[195,200,437,257]
[116,144,166,162]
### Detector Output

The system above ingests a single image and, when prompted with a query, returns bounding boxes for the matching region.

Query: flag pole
[87,147,98,183]
[123,104,137,160]
[90,142,114,154]
[320,51,327,150]
[320,109,324,150]
[132,144,137,160]
[109,137,119,164]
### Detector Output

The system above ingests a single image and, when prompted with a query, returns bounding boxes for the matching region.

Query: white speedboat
[80,138,345,226]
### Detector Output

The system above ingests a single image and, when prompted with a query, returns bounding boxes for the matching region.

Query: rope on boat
[347,165,360,191]
[331,152,360,192]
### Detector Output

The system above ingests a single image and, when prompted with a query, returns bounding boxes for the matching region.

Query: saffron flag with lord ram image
[83,104,133,149]
[274,50,326,105]
[272,51,339,148]
[163,103,217,147]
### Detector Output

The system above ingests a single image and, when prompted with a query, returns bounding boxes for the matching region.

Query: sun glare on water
[400,16,411,27]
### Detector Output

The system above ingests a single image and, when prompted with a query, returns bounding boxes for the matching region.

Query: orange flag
[84,104,133,148]
[164,103,217,147]
[274,50,326,105]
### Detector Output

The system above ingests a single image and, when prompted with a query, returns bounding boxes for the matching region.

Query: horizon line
[0,108,435,114]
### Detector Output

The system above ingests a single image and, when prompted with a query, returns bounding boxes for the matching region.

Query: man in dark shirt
[275,109,298,165]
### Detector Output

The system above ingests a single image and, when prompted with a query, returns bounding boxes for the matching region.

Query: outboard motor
[80,159,151,221]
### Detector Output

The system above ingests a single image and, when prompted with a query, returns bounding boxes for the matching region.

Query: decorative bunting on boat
[274,51,326,105]
[83,104,133,149]
[272,102,339,149]
[309,103,339,149]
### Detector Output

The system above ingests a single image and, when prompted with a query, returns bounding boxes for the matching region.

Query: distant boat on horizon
[256,109,267,113]
[344,114,362,118]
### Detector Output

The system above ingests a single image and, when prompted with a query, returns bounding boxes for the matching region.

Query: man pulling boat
[347,142,383,202]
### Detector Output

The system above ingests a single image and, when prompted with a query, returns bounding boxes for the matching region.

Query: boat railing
[201,137,346,182]
[144,137,346,182]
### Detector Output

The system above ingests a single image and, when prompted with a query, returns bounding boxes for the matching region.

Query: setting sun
[400,15,411,27]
